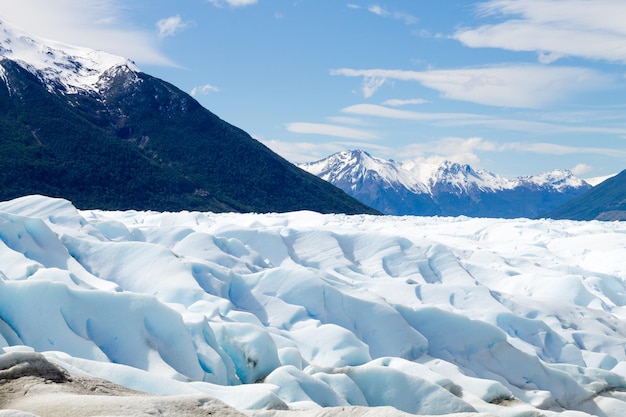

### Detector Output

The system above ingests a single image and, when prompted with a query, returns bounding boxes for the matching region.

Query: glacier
[1,195,626,416]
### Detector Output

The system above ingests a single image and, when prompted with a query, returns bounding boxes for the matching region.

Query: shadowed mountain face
[0,21,377,214]
[547,169,626,220]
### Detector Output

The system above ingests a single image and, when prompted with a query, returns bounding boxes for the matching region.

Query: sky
[2,0,626,179]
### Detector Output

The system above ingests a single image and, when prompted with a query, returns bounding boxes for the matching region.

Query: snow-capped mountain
[0,18,374,215]
[0,19,138,95]
[298,150,592,217]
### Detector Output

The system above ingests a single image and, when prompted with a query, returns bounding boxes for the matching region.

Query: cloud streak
[398,136,626,170]
[285,122,378,140]
[455,0,626,64]
[332,66,611,108]
[206,0,258,7]
[366,5,418,25]
[382,98,429,107]
[342,104,626,136]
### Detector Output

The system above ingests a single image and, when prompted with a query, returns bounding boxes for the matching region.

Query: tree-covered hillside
[0,60,378,214]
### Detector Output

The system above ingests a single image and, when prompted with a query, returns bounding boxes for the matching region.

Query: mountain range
[298,150,594,218]
[0,19,376,215]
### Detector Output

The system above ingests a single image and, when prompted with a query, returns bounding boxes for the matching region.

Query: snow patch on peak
[0,19,139,95]
[519,169,589,191]
[426,161,513,193]
[300,150,428,193]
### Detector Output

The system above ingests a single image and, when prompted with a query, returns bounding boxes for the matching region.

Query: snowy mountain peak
[300,150,519,195]
[519,168,588,191]
[428,161,507,193]
[302,150,591,196]
[299,149,428,193]
[0,19,139,95]
[299,150,592,217]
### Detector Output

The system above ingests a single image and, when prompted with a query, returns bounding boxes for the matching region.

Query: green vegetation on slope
[0,61,378,214]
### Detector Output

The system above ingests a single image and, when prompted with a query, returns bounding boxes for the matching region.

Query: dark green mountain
[546,170,626,220]
[0,56,377,214]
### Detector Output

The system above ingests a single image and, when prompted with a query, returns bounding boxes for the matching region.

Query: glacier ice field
[1,195,626,416]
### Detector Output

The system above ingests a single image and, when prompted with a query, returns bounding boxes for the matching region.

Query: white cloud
[456,0,626,64]
[361,76,386,98]
[285,122,378,140]
[191,84,220,96]
[381,98,428,106]
[0,0,174,66]
[400,137,499,167]
[156,15,190,39]
[332,66,610,108]
[366,5,418,25]
[503,142,626,158]
[571,163,593,176]
[207,0,258,7]
[260,140,348,163]
[260,138,392,163]
[342,104,626,136]
[398,137,626,170]
[326,116,369,126]
[341,103,488,122]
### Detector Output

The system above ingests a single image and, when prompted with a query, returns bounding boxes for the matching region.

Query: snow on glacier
[2,196,626,416]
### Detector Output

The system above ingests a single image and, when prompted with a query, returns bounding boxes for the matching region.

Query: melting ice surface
[2,195,626,416]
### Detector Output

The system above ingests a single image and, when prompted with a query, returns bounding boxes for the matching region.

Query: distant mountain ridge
[0,19,377,214]
[298,150,592,218]
[547,169,626,220]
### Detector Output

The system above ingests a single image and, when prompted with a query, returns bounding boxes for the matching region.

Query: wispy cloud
[455,0,626,64]
[342,103,626,136]
[260,140,350,163]
[381,98,429,106]
[502,142,626,158]
[366,5,418,25]
[285,122,378,140]
[0,0,174,66]
[341,103,489,122]
[326,116,370,126]
[206,0,258,7]
[361,76,386,98]
[332,66,612,108]
[156,15,190,39]
[260,138,392,163]
[191,84,220,96]
[398,137,626,170]
[399,137,501,167]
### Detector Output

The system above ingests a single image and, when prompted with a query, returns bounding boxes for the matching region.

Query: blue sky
[3,0,626,179]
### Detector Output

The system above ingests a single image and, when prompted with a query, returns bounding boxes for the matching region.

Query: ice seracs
[0,19,139,95]
[2,195,626,416]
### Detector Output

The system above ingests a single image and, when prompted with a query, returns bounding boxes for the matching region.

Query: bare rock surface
[0,352,246,417]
